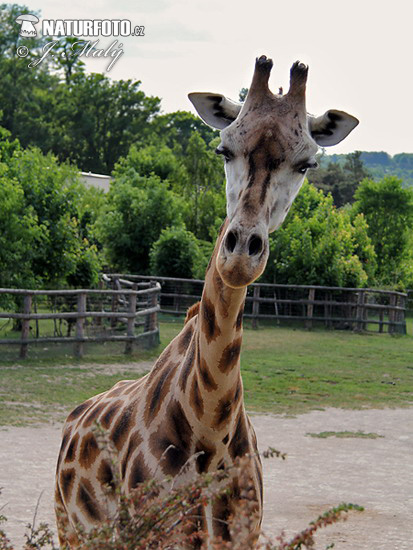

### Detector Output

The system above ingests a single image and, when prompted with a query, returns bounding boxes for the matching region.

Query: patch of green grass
[0,320,412,426]
[241,325,413,414]
[306,431,384,439]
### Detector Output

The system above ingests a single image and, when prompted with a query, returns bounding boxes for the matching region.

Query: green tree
[150,226,201,278]
[113,143,185,184]
[180,132,225,240]
[0,174,41,294]
[352,176,413,287]
[51,73,161,173]
[150,111,218,154]
[308,151,370,207]
[264,182,376,287]
[48,37,86,84]
[3,144,100,287]
[96,176,184,274]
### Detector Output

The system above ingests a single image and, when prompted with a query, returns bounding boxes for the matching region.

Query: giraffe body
[55,56,358,548]
[55,226,262,546]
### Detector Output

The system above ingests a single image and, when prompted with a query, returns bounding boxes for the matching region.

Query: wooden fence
[104,274,407,335]
[0,281,160,359]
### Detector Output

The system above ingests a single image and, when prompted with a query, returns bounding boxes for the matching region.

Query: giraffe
[55,56,358,548]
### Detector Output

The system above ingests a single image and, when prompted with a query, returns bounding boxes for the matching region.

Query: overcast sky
[25,0,412,155]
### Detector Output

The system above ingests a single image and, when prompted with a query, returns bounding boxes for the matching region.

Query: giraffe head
[189,56,358,288]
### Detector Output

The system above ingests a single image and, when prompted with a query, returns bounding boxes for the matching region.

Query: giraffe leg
[55,484,79,549]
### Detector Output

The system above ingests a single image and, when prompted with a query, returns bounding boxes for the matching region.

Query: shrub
[0,429,363,550]
[150,225,201,278]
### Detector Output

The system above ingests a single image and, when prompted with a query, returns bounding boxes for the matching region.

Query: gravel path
[1,408,412,549]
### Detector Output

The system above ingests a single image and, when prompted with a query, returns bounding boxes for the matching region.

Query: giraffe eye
[298,160,318,174]
[215,147,233,162]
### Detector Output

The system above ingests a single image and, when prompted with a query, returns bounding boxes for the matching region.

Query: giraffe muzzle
[217,225,269,288]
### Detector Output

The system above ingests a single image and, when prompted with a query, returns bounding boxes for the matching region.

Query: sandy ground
[0,408,412,549]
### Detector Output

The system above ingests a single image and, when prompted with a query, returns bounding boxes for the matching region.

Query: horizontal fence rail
[0,282,161,359]
[104,274,407,335]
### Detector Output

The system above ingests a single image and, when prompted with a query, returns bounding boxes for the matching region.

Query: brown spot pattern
[149,400,192,476]
[147,346,172,383]
[195,440,216,473]
[101,400,122,429]
[179,337,196,391]
[121,431,143,478]
[128,452,151,489]
[67,400,93,422]
[60,468,75,501]
[97,459,115,491]
[190,376,204,420]
[234,305,244,330]
[198,357,218,392]
[218,337,242,373]
[145,363,177,426]
[201,297,221,343]
[79,433,100,468]
[213,391,234,429]
[178,323,194,354]
[57,427,72,469]
[228,414,249,460]
[82,402,106,427]
[111,404,135,451]
[77,477,102,522]
[65,432,79,463]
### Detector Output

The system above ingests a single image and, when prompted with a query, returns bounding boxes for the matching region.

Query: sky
[24,0,413,155]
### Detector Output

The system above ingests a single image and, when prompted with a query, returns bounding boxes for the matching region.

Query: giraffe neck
[179,219,247,440]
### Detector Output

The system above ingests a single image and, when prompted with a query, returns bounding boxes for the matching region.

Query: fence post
[306,288,315,330]
[75,292,87,359]
[252,286,260,330]
[19,293,32,359]
[388,293,396,334]
[125,285,137,354]
[111,278,119,328]
[356,290,365,332]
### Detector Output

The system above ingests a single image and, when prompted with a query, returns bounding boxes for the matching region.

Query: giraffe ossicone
[55,55,358,548]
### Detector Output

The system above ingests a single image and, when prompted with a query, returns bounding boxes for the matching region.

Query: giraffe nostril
[225,231,237,253]
[248,235,263,256]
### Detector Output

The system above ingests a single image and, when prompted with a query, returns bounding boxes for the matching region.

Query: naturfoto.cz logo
[15,15,145,72]
[41,19,144,37]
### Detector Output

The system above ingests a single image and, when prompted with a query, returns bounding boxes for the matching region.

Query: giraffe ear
[188,93,242,130]
[309,109,359,146]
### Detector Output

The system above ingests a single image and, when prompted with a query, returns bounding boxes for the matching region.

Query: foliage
[0,165,42,298]
[179,132,226,240]
[4,146,100,287]
[150,226,201,278]
[48,73,161,173]
[113,143,185,184]
[0,432,363,549]
[0,128,101,290]
[149,110,219,153]
[352,176,413,288]
[264,182,376,287]
[96,175,184,274]
[324,150,413,187]
[308,151,370,206]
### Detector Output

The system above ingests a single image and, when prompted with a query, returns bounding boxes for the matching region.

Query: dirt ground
[1,408,412,549]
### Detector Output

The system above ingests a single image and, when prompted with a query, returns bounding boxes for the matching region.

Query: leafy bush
[352,176,413,288]
[0,428,363,549]
[96,176,184,274]
[150,225,201,278]
[264,182,376,287]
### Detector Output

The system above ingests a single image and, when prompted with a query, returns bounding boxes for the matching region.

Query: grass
[0,319,412,426]
[306,431,384,439]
